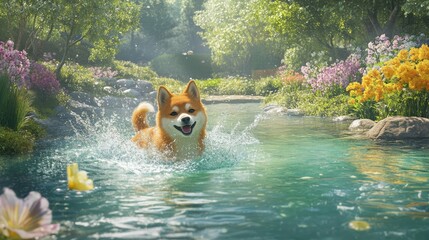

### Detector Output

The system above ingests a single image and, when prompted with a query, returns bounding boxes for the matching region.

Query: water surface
[1,103,428,239]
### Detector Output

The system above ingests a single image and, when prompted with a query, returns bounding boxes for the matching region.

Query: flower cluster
[28,61,61,94]
[365,34,423,69]
[0,40,30,87]
[347,44,429,104]
[305,54,362,93]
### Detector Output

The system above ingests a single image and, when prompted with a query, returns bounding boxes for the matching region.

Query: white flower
[0,188,60,239]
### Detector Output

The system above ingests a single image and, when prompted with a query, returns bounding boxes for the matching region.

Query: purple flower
[28,61,60,94]
[0,41,30,87]
[0,188,60,239]
[306,54,362,93]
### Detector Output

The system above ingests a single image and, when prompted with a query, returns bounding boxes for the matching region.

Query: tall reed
[0,75,33,131]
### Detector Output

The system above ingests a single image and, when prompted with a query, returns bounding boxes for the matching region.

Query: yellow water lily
[348,220,371,231]
[0,188,60,239]
[67,163,94,191]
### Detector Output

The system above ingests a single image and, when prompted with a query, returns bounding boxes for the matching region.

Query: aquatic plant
[347,44,429,119]
[28,61,60,95]
[0,40,30,87]
[0,188,60,239]
[67,163,94,191]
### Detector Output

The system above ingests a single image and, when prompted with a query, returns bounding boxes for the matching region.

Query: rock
[116,78,136,88]
[103,86,115,94]
[367,116,429,139]
[349,119,375,131]
[333,115,356,122]
[122,88,142,98]
[286,108,304,116]
[263,105,287,114]
[136,80,154,94]
[69,91,97,106]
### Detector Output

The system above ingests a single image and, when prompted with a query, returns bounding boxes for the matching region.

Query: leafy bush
[195,79,221,95]
[217,78,256,95]
[347,44,429,119]
[60,62,103,93]
[150,77,185,92]
[0,75,33,131]
[254,77,283,96]
[113,60,158,80]
[150,53,212,81]
[0,127,35,154]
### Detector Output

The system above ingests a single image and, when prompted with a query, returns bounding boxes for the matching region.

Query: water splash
[59,109,263,176]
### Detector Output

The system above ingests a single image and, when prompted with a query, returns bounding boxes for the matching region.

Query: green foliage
[113,60,158,80]
[150,54,212,81]
[254,77,282,96]
[150,77,185,92]
[59,63,102,93]
[265,81,351,117]
[0,75,33,131]
[195,79,221,95]
[0,127,35,154]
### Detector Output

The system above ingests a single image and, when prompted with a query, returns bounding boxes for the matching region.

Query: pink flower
[0,188,60,239]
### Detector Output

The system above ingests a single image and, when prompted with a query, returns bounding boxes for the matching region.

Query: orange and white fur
[131,80,207,159]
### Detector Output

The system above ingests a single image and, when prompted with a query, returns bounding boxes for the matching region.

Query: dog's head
[157,81,207,139]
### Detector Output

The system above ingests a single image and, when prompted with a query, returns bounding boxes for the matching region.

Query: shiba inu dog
[131,80,207,159]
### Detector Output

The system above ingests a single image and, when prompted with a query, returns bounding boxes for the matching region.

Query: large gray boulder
[367,116,429,139]
[349,119,375,131]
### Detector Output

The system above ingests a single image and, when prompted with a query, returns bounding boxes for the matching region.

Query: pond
[1,103,429,239]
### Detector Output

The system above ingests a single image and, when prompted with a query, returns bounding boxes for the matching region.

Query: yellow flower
[67,163,94,191]
[418,44,429,60]
[409,47,419,61]
[397,49,409,61]
[381,65,395,79]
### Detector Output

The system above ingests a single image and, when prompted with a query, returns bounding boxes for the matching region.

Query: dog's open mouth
[174,121,197,136]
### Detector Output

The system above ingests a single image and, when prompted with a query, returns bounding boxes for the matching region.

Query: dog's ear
[158,86,172,106]
[184,80,200,100]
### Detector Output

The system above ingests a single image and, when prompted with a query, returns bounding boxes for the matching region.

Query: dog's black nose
[181,117,191,124]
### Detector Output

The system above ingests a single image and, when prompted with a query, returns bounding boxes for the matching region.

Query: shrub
[255,77,283,96]
[347,44,429,119]
[0,75,33,131]
[28,61,60,95]
[150,77,185,92]
[150,53,212,81]
[0,40,30,87]
[113,60,158,80]
[195,79,221,96]
[217,77,256,95]
[0,127,35,154]
[60,62,102,93]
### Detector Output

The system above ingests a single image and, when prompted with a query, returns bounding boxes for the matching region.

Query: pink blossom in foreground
[0,188,60,239]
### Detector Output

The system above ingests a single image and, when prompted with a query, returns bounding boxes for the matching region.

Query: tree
[54,0,140,78]
[195,0,285,75]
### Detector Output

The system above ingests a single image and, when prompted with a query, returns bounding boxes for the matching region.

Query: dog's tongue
[182,125,192,134]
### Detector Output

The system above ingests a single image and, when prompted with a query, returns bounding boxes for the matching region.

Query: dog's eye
[188,109,195,113]
[170,111,178,116]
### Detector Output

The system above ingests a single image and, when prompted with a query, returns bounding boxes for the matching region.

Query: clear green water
[1,103,429,239]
